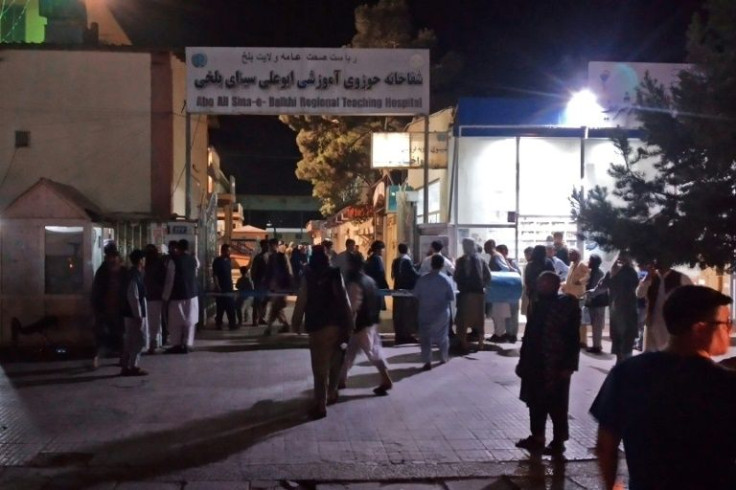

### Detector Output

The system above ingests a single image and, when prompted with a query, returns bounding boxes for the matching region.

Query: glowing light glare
[565,89,604,127]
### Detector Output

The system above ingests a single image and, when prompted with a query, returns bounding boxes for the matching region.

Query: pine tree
[574,0,736,271]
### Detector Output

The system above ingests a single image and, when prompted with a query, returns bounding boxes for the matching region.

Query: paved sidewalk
[0,323,640,489]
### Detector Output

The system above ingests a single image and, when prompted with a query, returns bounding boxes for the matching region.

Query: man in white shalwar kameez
[162,239,199,354]
[338,253,392,396]
[413,254,456,370]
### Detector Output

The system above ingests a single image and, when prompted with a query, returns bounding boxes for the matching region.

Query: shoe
[489,334,505,343]
[228,326,240,331]
[515,436,545,452]
[338,380,347,390]
[262,329,272,337]
[258,319,267,325]
[579,343,588,350]
[164,345,187,354]
[586,347,603,354]
[505,335,518,343]
[327,392,339,406]
[543,440,566,455]
[373,384,392,396]
[422,362,432,371]
[308,406,327,420]
[146,348,157,355]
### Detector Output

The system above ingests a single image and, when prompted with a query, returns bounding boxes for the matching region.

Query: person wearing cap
[120,249,148,376]
[591,285,736,490]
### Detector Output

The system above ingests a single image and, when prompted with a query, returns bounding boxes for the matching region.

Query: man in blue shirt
[591,285,736,489]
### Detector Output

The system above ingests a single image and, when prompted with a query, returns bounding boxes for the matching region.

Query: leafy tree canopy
[574,0,736,271]
[280,0,461,216]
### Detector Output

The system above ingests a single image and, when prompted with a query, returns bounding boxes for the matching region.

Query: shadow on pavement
[345,366,424,389]
[23,397,311,488]
[10,373,121,388]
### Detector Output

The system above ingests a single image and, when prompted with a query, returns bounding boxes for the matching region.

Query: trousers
[528,377,571,442]
[168,297,198,347]
[340,325,388,382]
[215,295,236,328]
[121,317,147,370]
[309,325,344,408]
[146,300,163,350]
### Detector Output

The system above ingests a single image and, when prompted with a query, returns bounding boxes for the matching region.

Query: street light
[565,89,604,127]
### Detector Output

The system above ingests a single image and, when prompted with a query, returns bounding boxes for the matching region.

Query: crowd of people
[90,239,200,375]
[91,232,736,488]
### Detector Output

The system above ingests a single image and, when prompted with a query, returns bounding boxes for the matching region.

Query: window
[45,226,84,294]
[416,180,441,224]
[457,138,517,224]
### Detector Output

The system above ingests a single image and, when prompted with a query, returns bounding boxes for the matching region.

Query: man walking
[264,238,293,335]
[391,243,419,344]
[515,271,581,455]
[212,244,237,330]
[454,238,491,353]
[591,286,736,490]
[413,254,455,370]
[339,253,393,395]
[163,239,199,354]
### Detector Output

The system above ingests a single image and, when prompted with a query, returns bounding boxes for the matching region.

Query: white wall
[171,55,208,218]
[0,49,152,213]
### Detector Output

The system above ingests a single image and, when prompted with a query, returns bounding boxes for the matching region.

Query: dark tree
[280,0,461,216]
[574,0,736,271]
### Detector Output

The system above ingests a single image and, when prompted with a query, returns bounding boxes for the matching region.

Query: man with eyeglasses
[591,285,736,490]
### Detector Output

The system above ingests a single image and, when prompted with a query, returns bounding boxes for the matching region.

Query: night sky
[110,0,706,198]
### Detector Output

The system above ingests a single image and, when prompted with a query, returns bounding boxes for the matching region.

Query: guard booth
[0,178,105,348]
[0,178,182,350]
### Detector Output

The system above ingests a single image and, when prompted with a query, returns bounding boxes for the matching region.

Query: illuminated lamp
[565,89,604,127]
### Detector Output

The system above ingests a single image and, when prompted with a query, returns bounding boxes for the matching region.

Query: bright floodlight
[565,89,604,127]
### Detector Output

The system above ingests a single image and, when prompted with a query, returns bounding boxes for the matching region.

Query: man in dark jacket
[162,239,199,354]
[90,243,126,368]
[454,238,491,353]
[249,239,269,326]
[264,238,293,335]
[391,243,420,344]
[515,271,581,455]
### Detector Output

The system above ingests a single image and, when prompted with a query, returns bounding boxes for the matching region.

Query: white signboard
[372,133,411,168]
[186,47,430,116]
[588,61,691,128]
[371,131,449,169]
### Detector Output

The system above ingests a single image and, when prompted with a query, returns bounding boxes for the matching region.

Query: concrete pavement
[0,319,642,489]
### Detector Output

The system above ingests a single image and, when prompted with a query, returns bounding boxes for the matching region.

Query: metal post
[185,113,192,219]
[423,114,430,224]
